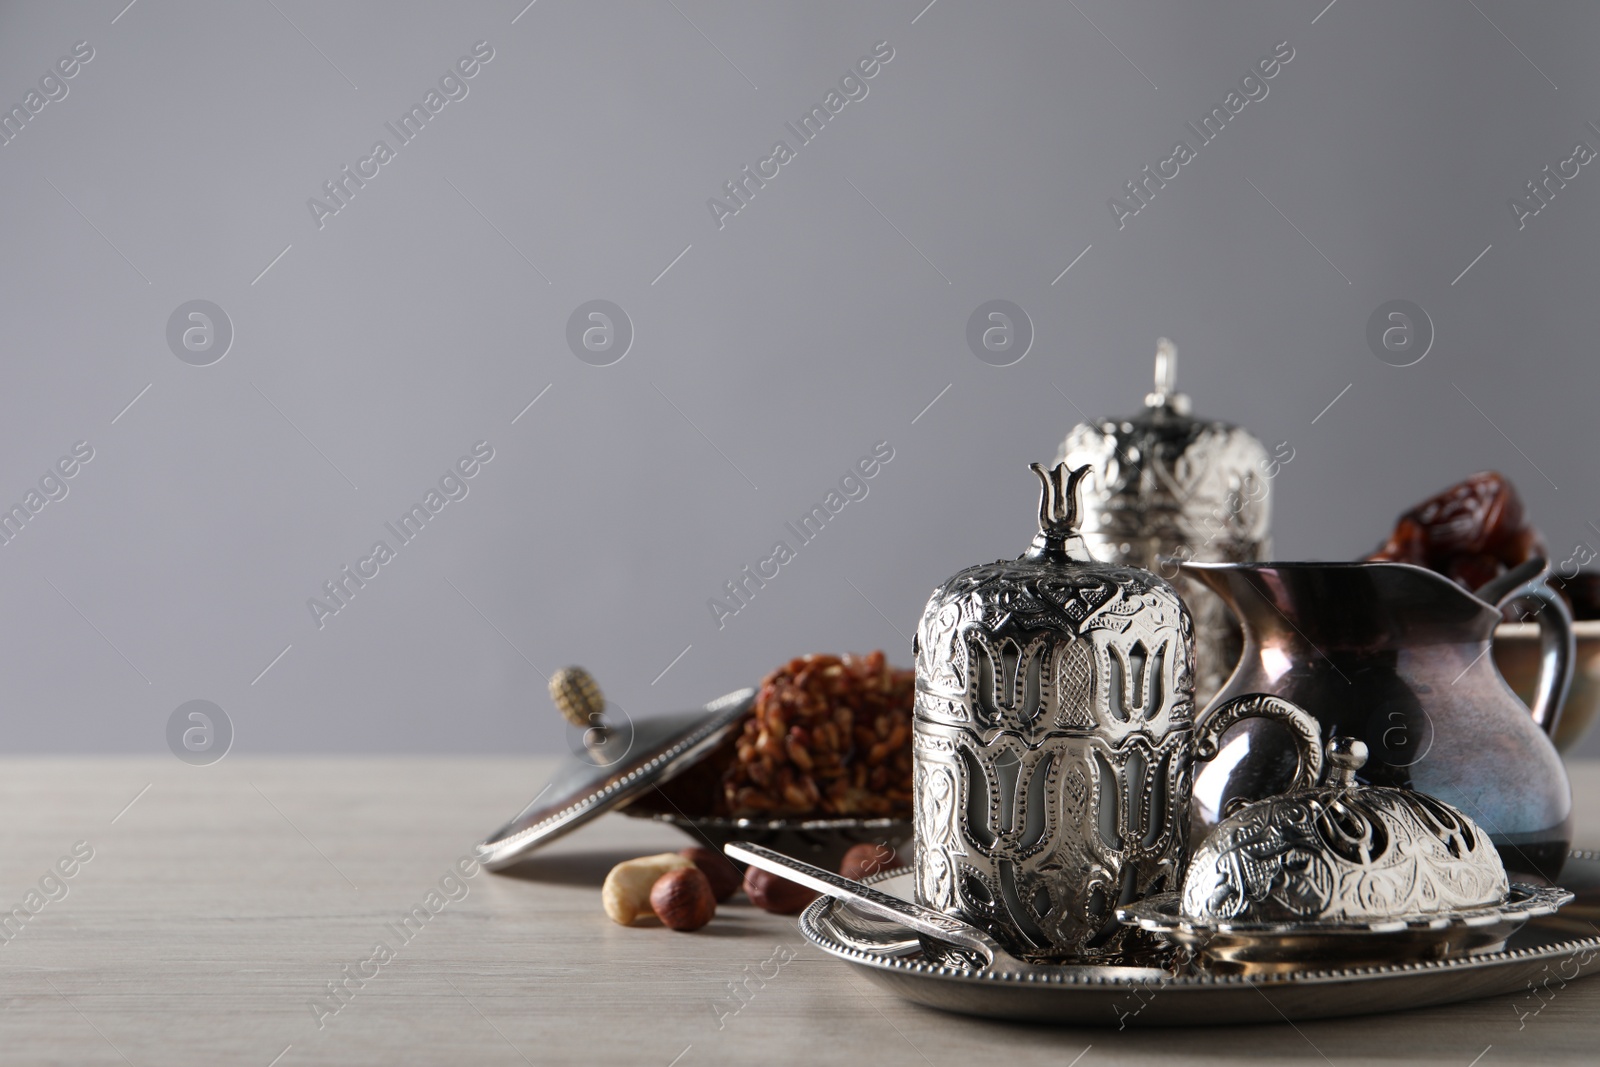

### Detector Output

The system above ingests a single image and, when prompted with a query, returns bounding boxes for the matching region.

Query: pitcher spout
[1179,560,1244,610]
[1177,560,1270,645]
[1179,559,1501,652]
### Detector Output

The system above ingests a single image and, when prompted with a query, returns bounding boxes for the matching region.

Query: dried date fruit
[1369,472,1546,590]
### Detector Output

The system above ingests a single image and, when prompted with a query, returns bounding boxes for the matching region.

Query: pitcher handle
[1194,693,1325,793]
[1489,560,1575,738]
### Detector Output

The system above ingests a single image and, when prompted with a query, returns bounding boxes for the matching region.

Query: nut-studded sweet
[720,652,913,819]
[549,666,604,729]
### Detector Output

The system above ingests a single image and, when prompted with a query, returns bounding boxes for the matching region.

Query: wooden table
[3,757,1598,1066]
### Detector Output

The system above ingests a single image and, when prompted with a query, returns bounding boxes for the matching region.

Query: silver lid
[1182,737,1510,924]
[475,687,754,870]
[1114,725,1568,973]
[1058,339,1271,561]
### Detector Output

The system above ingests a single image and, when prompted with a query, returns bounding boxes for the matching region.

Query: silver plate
[797,852,1600,1026]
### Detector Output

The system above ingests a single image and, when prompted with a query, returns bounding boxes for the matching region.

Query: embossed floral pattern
[1182,782,1509,924]
[913,507,1195,960]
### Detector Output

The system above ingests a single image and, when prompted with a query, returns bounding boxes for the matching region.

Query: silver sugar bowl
[912,461,1197,961]
[1057,339,1277,704]
[1120,730,1573,971]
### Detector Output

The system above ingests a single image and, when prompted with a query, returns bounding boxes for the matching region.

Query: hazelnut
[743,866,820,914]
[650,867,717,931]
[602,852,694,926]
[839,842,903,882]
[680,847,742,902]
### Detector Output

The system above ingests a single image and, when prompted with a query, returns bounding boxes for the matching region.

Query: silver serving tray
[797,851,1600,1026]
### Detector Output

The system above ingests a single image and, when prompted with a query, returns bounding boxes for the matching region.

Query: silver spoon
[725,840,1015,969]
[727,841,1171,980]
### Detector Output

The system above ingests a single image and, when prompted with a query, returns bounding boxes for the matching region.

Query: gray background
[2,0,1597,757]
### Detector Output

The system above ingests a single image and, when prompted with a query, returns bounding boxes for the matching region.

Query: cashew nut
[602,852,695,926]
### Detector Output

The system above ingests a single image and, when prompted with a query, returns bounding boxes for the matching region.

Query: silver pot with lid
[1057,339,1279,704]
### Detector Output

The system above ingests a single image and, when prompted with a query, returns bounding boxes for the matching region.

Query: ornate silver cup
[913,463,1326,963]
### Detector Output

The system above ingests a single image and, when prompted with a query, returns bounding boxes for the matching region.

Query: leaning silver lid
[475,686,754,870]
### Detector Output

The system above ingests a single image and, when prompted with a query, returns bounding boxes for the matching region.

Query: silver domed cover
[1181,739,1509,924]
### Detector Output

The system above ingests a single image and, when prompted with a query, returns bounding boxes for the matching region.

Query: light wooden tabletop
[3,756,1598,1067]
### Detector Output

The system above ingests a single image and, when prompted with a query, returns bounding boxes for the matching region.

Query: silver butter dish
[1118,736,1571,970]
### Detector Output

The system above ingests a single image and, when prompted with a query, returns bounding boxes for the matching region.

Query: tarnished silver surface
[797,859,1600,1026]
[912,461,1196,961]
[1057,339,1275,704]
[1184,559,1575,880]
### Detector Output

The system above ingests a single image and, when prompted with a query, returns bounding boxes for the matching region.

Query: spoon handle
[724,841,1001,966]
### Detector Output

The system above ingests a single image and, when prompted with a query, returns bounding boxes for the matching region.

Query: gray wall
[3,0,1598,757]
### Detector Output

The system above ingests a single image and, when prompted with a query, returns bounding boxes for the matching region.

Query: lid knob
[1024,462,1095,562]
[550,666,605,729]
[1145,337,1192,415]
[1325,736,1368,788]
